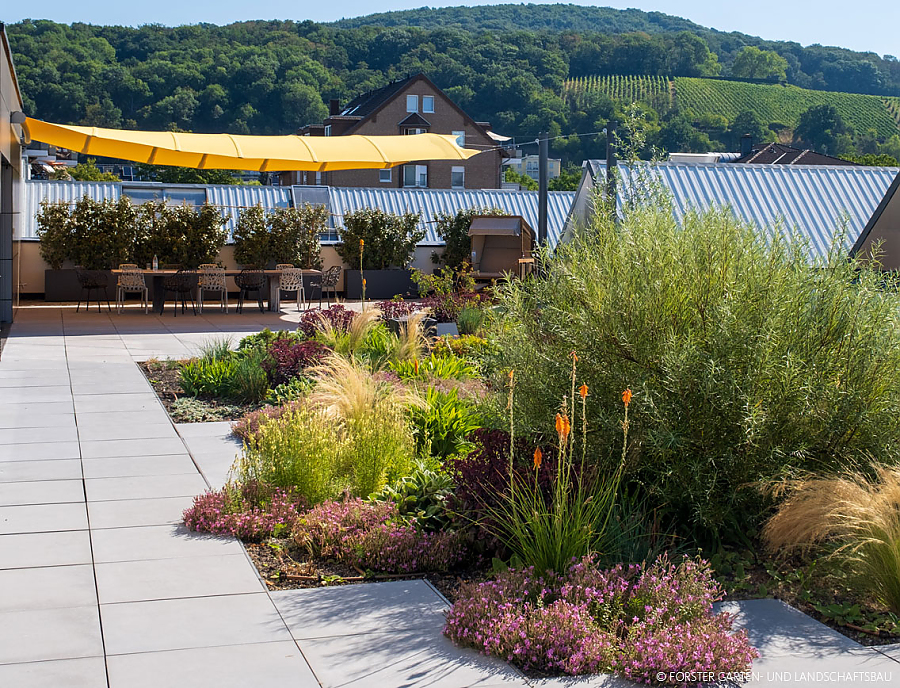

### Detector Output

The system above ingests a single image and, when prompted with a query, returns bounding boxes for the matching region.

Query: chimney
[740,134,753,157]
[329,99,341,116]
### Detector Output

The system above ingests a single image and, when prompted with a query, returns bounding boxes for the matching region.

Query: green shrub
[179,358,239,397]
[336,208,425,269]
[236,405,342,505]
[432,334,492,359]
[408,387,483,458]
[265,377,311,405]
[232,204,269,268]
[371,461,456,532]
[489,201,900,546]
[198,337,233,362]
[456,305,485,336]
[390,353,477,380]
[229,351,270,403]
[138,201,226,269]
[35,200,73,269]
[233,204,326,269]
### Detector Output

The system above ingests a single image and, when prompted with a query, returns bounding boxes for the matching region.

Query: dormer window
[406,95,418,113]
[423,96,435,113]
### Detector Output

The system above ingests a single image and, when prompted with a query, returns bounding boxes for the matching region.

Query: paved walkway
[1,306,898,687]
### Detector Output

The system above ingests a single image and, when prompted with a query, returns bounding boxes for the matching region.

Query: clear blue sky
[2,1,898,58]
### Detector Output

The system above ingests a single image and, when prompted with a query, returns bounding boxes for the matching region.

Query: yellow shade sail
[22,118,483,172]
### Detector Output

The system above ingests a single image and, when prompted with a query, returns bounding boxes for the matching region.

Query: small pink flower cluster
[444,556,757,684]
[295,498,463,573]
[183,484,304,541]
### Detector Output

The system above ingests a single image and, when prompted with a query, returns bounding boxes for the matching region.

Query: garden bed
[140,359,259,422]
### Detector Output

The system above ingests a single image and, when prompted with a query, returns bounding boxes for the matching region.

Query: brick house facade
[284,74,502,189]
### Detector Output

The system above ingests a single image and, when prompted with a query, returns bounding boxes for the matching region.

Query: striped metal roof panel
[580,162,899,260]
[203,184,292,234]
[22,180,121,238]
[323,186,576,246]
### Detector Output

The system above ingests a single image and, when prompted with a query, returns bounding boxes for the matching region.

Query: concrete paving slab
[81,454,196,479]
[299,628,528,688]
[176,421,235,438]
[90,524,242,562]
[87,496,194,529]
[0,479,85,507]
[77,422,178,442]
[271,580,449,640]
[0,441,81,462]
[101,592,291,655]
[0,424,79,445]
[73,393,162,414]
[0,502,88,535]
[95,553,263,603]
[106,641,320,688]
[876,643,900,662]
[0,656,108,688]
[0,387,75,404]
[85,473,207,501]
[0,458,83,482]
[74,410,170,428]
[80,437,187,459]
[0,606,103,664]
[0,564,98,612]
[0,530,93,569]
[0,412,76,430]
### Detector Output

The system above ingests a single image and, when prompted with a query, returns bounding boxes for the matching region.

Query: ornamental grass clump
[444,555,757,682]
[294,498,463,573]
[183,483,305,541]
[762,466,900,615]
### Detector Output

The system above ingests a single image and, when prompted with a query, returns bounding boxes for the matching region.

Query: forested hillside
[7,5,900,164]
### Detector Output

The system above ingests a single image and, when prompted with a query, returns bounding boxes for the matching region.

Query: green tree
[731,46,789,81]
[136,164,245,185]
[503,166,538,190]
[549,164,582,191]
[729,110,770,148]
[795,104,851,155]
[67,158,120,182]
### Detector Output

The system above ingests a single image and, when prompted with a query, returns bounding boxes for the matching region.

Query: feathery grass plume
[393,309,429,362]
[307,354,420,496]
[198,336,233,362]
[763,467,900,614]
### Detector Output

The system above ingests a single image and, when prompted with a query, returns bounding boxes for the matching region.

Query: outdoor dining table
[111,268,323,314]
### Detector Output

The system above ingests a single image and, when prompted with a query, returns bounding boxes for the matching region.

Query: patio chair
[162,270,197,317]
[75,268,111,313]
[278,267,306,311]
[306,274,323,307]
[235,269,267,314]
[320,266,341,307]
[197,264,228,314]
[116,265,149,314]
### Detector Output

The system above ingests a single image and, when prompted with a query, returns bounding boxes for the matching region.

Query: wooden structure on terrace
[468,215,535,281]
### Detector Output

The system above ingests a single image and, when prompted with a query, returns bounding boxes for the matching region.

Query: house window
[451,166,465,189]
[324,125,331,136]
[452,130,465,147]
[315,172,323,185]
[423,96,434,113]
[379,169,392,183]
[403,164,427,188]
[123,187,207,207]
[403,127,426,135]
[406,95,418,113]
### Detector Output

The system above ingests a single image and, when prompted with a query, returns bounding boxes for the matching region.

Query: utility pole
[538,131,548,245]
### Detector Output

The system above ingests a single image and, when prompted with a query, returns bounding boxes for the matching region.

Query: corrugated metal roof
[324,186,575,246]
[575,162,899,260]
[22,180,575,247]
[22,180,121,238]
[204,184,292,234]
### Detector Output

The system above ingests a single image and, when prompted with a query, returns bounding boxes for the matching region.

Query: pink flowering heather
[444,555,757,685]
[294,498,464,573]
[183,483,305,541]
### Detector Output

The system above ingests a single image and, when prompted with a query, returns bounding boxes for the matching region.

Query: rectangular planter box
[344,269,418,300]
[45,269,121,302]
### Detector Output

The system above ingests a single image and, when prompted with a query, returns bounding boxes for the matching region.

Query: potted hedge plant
[337,208,425,299]
[139,201,227,269]
[431,206,508,271]
[38,196,145,300]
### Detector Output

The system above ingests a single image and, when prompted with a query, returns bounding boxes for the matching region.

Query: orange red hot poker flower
[622,389,632,407]
[555,413,571,441]
[533,447,542,470]
[579,383,588,399]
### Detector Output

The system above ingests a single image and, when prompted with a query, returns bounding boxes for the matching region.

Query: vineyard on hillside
[674,78,899,139]
[564,75,900,140]
[563,75,672,113]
